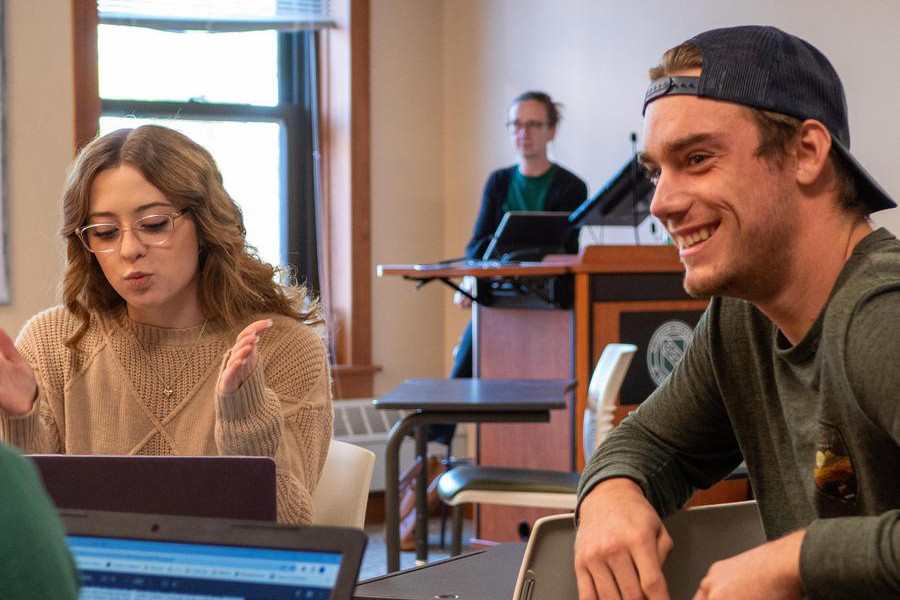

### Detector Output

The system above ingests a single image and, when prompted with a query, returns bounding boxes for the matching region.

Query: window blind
[97,0,337,32]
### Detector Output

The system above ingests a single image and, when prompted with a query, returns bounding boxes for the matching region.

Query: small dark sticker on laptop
[814,423,857,504]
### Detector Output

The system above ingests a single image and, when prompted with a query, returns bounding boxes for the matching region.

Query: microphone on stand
[630,132,640,244]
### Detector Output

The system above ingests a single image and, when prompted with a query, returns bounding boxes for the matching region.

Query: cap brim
[831,137,896,212]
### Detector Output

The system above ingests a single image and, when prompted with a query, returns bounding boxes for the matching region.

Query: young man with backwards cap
[574,26,899,600]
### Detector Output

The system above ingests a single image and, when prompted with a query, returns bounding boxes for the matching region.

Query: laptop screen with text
[68,535,341,600]
[61,510,366,600]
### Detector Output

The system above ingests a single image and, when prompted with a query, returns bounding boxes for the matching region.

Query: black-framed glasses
[506,120,548,133]
[76,208,190,254]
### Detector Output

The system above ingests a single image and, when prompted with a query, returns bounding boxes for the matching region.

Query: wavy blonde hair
[61,125,320,348]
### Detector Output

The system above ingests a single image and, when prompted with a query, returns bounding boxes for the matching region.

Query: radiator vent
[332,399,408,443]
[331,399,469,492]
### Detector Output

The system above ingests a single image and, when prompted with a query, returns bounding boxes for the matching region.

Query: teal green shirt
[0,443,79,599]
[504,164,557,212]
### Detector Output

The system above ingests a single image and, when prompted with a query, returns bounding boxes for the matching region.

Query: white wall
[439,0,900,243]
[0,0,73,334]
[0,2,893,392]
[437,0,900,371]
[368,0,900,384]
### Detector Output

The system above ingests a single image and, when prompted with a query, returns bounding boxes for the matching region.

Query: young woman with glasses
[0,125,331,524]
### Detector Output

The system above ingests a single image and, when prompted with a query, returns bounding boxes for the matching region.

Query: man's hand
[217,319,273,395]
[692,529,805,600]
[574,477,674,600]
[0,329,38,417]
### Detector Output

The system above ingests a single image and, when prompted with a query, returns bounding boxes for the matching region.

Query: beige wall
[0,0,74,334]
[3,2,895,391]
[437,0,900,256]
[368,0,900,387]
[370,0,446,395]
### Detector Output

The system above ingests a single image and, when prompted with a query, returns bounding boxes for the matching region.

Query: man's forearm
[578,417,696,519]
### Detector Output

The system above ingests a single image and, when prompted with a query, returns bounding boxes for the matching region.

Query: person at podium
[451,90,588,380]
[399,92,588,547]
[396,91,588,551]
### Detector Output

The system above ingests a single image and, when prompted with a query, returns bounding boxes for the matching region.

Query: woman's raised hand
[0,329,38,416]
[216,319,273,396]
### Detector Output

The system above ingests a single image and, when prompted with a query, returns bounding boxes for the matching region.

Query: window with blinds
[97,0,336,31]
[95,1,328,286]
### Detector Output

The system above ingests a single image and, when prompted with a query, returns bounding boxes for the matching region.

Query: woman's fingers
[217,319,272,395]
[0,328,38,416]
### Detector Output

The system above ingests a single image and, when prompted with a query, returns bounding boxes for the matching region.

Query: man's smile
[671,223,719,250]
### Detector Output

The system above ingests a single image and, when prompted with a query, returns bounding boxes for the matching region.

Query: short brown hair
[510,91,563,128]
[649,42,864,215]
[61,125,320,348]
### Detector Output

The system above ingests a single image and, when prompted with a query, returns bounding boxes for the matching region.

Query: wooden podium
[378,245,748,543]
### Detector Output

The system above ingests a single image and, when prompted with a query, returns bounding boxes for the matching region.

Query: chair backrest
[582,343,638,461]
[311,439,376,529]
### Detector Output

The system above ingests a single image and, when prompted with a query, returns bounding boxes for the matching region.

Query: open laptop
[30,454,278,521]
[60,509,366,600]
[513,500,767,600]
[481,211,573,261]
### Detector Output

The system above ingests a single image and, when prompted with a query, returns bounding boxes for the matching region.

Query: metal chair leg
[451,504,464,556]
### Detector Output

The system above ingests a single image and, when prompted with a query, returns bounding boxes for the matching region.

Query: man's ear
[794,119,832,187]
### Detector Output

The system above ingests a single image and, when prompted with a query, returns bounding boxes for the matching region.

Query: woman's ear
[794,119,832,187]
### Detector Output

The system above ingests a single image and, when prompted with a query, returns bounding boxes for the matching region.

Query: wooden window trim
[316,0,378,398]
[71,0,377,398]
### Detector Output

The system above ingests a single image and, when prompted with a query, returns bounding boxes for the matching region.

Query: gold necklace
[134,319,210,399]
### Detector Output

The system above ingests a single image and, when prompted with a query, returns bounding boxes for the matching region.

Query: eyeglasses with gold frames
[76,208,190,254]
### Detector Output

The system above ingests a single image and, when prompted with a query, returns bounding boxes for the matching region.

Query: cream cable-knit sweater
[0,306,332,524]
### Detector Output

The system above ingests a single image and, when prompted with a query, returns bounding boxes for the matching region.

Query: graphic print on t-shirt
[814,422,857,504]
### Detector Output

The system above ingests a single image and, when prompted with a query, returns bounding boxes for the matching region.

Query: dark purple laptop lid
[29,454,277,522]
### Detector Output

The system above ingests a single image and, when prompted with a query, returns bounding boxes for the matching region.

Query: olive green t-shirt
[0,443,79,599]
[504,164,557,212]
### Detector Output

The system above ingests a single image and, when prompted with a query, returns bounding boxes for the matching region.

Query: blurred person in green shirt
[0,441,79,599]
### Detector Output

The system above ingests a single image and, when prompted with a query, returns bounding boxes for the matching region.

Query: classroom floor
[359,516,474,581]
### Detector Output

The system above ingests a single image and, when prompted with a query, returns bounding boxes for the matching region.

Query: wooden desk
[374,379,572,573]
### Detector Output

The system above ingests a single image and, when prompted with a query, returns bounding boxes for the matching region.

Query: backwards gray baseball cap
[643,25,895,212]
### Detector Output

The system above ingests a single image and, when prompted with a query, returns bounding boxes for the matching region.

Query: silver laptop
[60,509,366,600]
[513,500,766,600]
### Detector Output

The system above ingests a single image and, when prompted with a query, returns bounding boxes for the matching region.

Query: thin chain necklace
[133,319,210,399]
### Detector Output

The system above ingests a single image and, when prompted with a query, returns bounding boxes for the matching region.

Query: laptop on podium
[61,509,367,600]
[481,211,573,261]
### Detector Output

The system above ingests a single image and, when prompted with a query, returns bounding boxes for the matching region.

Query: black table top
[373,378,574,412]
[354,543,526,600]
